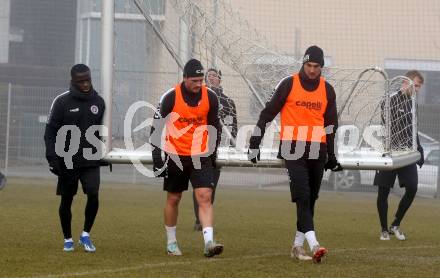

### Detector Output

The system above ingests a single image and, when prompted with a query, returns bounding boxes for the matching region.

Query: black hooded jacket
[44,85,105,168]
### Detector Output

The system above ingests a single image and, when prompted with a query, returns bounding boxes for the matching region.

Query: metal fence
[0,82,439,198]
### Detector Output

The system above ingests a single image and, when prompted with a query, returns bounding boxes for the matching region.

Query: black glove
[48,158,64,176]
[324,158,343,172]
[99,160,113,172]
[248,148,260,164]
[153,156,167,178]
[210,152,218,169]
[153,163,167,178]
[248,135,261,164]
[417,145,424,168]
[152,146,167,177]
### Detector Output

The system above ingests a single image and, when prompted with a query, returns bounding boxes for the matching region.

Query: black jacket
[211,86,238,145]
[250,68,338,160]
[44,86,105,168]
[382,90,423,156]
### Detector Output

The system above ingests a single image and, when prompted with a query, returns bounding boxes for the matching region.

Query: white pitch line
[22,253,285,278]
[23,245,440,278]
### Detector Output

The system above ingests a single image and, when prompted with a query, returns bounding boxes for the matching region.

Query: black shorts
[373,163,418,188]
[164,156,214,193]
[285,158,325,202]
[57,167,100,196]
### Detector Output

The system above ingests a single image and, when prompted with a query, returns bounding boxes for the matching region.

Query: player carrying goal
[150,59,224,257]
[248,46,342,263]
[374,70,425,241]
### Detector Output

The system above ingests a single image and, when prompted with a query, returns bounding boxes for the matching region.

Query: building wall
[232,0,440,67]
[0,0,77,87]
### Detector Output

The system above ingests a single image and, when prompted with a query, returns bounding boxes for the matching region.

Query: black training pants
[285,158,325,233]
[374,163,418,230]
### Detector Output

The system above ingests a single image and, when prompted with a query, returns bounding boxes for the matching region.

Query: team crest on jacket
[90,105,99,115]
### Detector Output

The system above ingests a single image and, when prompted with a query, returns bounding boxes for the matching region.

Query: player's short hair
[405,70,424,84]
[71,64,90,78]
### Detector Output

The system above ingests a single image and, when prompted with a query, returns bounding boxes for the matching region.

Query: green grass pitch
[1,177,439,277]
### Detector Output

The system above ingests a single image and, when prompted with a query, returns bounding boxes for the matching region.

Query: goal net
[106,0,420,170]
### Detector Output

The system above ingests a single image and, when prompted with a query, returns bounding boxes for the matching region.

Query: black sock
[296,196,314,233]
[84,194,99,233]
[59,195,74,239]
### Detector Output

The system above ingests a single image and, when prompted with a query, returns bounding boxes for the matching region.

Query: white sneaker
[380,230,390,241]
[167,241,182,256]
[390,226,406,240]
[291,245,312,261]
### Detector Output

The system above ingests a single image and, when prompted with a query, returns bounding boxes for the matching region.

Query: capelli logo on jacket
[177,116,205,125]
[295,100,322,110]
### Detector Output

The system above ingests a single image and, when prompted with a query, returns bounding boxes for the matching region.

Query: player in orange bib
[248,46,342,263]
[150,59,223,257]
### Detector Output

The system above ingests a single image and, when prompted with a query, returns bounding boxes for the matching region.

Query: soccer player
[44,64,105,252]
[248,46,342,263]
[374,70,425,241]
[192,68,238,231]
[150,59,224,257]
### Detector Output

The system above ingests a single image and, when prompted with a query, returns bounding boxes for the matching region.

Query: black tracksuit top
[44,86,105,168]
[211,86,238,141]
[382,90,423,154]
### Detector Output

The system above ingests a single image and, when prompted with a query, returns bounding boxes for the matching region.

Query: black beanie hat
[183,59,204,78]
[302,45,324,67]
